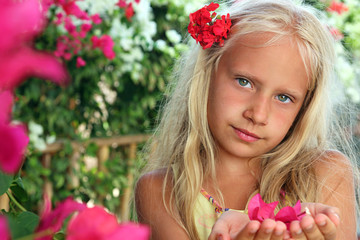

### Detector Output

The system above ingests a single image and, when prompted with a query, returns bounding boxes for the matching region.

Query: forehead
[217,33,309,94]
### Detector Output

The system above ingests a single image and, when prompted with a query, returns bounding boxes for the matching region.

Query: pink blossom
[35,197,86,240]
[247,194,306,230]
[0,0,70,91]
[135,0,141,3]
[0,91,29,174]
[329,27,344,41]
[80,23,92,38]
[54,12,64,25]
[67,206,150,240]
[248,193,278,221]
[64,17,78,38]
[62,1,89,20]
[116,0,127,8]
[327,1,349,15]
[0,215,11,240]
[76,57,86,68]
[275,200,305,229]
[91,35,116,60]
[91,14,102,24]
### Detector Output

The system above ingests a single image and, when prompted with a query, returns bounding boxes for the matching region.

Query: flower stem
[14,229,53,240]
[6,190,27,212]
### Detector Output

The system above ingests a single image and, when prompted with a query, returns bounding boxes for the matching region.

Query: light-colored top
[194,188,249,239]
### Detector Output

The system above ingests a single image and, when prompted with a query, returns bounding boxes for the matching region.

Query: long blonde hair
[141,0,356,239]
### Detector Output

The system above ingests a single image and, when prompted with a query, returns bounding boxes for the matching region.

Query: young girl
[135,0,358,239]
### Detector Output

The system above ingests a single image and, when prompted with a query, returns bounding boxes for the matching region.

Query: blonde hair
[140,0,357,239]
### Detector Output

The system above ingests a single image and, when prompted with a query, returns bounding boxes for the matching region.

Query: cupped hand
[208,211,289,240]
[288,203,340,240]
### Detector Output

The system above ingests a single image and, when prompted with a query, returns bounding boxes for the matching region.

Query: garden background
[0,0,360,239]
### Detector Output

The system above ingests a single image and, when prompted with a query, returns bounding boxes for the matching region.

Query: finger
[235,221,260,240]
[314,214,337,239]
[321,207,340,227]
[270,221,287,240]
[289,221,306,240]
[300,215,325,240]
[253,219,276,240]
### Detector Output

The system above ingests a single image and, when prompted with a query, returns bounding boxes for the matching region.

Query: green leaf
[10,178,29,203]
[8,211,39,239]
[0,171,13,195]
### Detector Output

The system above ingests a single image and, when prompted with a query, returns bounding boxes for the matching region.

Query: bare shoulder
[135,169,190,240]
[314,150,358,238]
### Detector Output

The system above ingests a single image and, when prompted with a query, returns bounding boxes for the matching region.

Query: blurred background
[4,0,359,224]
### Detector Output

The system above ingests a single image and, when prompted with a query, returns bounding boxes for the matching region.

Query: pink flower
[248,193,278,221]
[35,197,86,240]
[247,194,306,230]
[80,23,92,38]
[91,14,102,24]
[116,0,127,8]
[0,0,70,91]
[76,57,86,68]
[67,206,150,240]
[327,1,349,15]
[91,35,116,60]
[329,26,344,41]
[0,91,29,174]
[0,213,11,240]
[275,200,305,229]
[62,1,89,20]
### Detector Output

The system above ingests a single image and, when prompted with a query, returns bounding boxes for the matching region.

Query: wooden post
[42,153,53,210]
[120,143,137,221]
[68,149,80,189]
[97,145,109,173]
[0,193,9,211]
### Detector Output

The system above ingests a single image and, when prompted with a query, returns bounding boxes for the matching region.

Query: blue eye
[237,78,251,88]
[276,94,291,103]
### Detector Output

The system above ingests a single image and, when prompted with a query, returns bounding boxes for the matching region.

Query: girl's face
[207,34,308,163]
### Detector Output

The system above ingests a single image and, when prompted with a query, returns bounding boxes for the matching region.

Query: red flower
[248,193,278,221]
[327,1,349,15]
[35,197,86,240]
[80,23,92,38]
[125,3,135,21]
[275,200,305,229]
[62,1,90,20]
[76,57,86,68]
[329,27,344,41]
[91,35,116,60]
[247,194,306,230]
[67,206,150,240]
[0,0,69,91]
[188,2,231,49]
[0,91,29,174]
[0,215,11,240]
[91,14,102,25]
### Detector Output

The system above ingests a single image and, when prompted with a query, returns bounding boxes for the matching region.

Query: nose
[243,95,269,125]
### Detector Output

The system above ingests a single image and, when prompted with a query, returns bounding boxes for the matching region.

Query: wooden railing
[0,134,150,222]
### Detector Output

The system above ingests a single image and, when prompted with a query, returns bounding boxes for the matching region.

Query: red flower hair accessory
[188,2,231,49]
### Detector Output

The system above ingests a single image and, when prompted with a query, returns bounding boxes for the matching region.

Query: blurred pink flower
[67,206,150,240]
[329,27,344,41]
[0,0,70,91]
[0,91,29,174]
[80,23,92,38]
[91,14,103,24]
[76,57,86,68]
[35,197,86,240]
[61,1,89,20]
[91,35,116,60]
[0,215,11,240]
[327,1,349,15]
[248,193,277,221]
[125,3,135,21]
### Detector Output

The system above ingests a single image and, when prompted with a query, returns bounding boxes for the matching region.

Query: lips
[233,127,260,143]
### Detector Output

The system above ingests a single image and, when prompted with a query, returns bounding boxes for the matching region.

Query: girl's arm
[135,170,190,240]
[309,150,358,240]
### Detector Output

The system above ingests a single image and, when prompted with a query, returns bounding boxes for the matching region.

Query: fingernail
[318,220,326,227]
[274,230,283,236]
[249,227,257,234]
[217,235,223,240]
[265,228,272,234]
[295,229,302,235]
[305,223,313,231]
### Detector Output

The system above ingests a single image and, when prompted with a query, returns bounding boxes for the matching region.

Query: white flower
[166,29,182,44]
